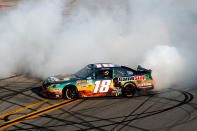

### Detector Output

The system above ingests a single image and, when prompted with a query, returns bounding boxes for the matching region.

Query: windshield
[75,66,93,78]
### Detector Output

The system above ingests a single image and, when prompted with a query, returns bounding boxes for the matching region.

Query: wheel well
[123,82,137,88]
[62,84,77,98]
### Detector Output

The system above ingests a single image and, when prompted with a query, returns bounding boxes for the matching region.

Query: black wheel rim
[66,88,77,99]
[124,85,136,96]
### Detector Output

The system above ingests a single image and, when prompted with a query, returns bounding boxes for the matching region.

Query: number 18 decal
[93,80,111,93]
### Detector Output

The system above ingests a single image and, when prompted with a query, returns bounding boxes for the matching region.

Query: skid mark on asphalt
[0,99,81,130]
[0,90,194,131]
[0,99,50,118]
[0,84,43,101]
[0,75,20,81]
[74,91,193,131]
[112,94,154,131]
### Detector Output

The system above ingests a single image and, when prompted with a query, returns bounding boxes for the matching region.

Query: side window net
[114,69,127,78]
[95,70,112,79]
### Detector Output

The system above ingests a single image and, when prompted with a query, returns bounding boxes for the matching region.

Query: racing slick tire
[63,86,78,99]
[122,83,136,97]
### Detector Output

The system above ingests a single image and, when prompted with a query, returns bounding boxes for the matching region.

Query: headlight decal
[51,84,60,88]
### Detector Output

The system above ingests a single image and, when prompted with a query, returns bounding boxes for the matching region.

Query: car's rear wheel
[65,87,78,99]
[123,83,136,97]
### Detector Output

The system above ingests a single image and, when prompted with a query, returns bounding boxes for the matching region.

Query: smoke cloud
[0,0,196,89]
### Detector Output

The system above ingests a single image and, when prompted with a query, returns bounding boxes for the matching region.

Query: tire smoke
[0,0,196,89]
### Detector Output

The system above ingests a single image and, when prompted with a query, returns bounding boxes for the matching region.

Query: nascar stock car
[42,63,154,99]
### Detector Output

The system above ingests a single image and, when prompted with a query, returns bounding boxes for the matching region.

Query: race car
[42,63,154,99]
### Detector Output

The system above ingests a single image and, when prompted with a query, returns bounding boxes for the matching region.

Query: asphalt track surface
[0,75,197,131]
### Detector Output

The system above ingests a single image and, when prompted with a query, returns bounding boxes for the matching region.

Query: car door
[90,69,114,97]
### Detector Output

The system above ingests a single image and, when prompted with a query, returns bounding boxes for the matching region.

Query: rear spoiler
[137,65,152,74]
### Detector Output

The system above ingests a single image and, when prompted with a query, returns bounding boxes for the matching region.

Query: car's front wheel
[64,87,78,99]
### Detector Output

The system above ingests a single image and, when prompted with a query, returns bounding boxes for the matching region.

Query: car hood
[46,74,80,83]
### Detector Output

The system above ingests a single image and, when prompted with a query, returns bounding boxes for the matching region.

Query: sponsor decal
[138,82,152,87]
[87,80,93,84]
[87,85,93,89]
[77,80,81,85]
[144,82,152,86]
[138,84,143,86]
[77,80,87,87]
[55,89,61,92]
[95,64,114,68]
[118,75,146,82]
[81,80,87,83]
[134,76,146,80]
[82,83,87,88]
[127,71,133,75]
[118,77,134,81]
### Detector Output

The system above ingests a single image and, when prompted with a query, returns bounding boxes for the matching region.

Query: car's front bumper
[41,87,62,99]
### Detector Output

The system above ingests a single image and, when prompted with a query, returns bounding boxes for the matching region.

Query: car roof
[88,63,120,69]
[87,63,136,72]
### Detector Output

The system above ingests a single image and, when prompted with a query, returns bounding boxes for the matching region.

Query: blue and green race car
[42,63,154,99]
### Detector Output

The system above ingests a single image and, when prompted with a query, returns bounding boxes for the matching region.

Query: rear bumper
[138,86,154,91]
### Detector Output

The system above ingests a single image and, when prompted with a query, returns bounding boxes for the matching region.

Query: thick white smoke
[143,45,185,89]
[0,0,196,89]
